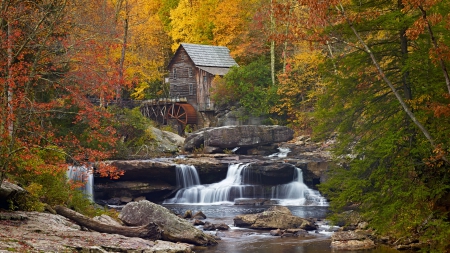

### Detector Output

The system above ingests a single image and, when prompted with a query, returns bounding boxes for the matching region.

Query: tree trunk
[270,0,275,86]
[54,205,161,240]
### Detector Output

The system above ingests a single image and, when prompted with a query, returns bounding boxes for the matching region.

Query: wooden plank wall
[169,48,197,106]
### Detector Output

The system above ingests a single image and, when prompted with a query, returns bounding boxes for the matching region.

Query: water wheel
[167,103,197,126]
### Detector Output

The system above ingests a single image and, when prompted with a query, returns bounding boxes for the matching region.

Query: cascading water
[164,163,327,206]
[67,166,94,201]
[272,167,327,206]
[175,164,200,188]
[268,147,291,158]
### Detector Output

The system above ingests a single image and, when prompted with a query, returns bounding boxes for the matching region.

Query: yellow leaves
[271,42,324,131]
[408,94,431,110]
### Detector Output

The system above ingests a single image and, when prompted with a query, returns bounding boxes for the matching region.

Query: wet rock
[281,232,295,237]
[193,211,206,220]
[119,200,217,246]
[215,223,230,230]
[203,221,215,231]
[233,206,316,230]
[106,197,122,205]
[270,229,282,236]
[183,210,193,219]
[193,219,205,226]
[120,196,133,203]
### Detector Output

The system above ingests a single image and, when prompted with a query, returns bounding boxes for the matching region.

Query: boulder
[233,206,316,230]
[150,127,185,153]
[193,211,207,220]
[184,125,294,152]
[119,200,217,246]
[0,181,26,208]
[331,231,375,250]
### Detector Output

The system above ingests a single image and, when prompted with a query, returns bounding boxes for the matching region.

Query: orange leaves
[424,144,447,169]
[406,17,427,40]
[430,94,450,118]
[96,162,124,179]
[429,43,450,65]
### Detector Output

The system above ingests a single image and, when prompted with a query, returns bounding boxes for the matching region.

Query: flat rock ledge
[0,211,193,253]
[331,231,375,250]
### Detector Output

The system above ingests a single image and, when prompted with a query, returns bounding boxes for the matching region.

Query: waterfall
[268,147,291,158]
[271,167,327,206]
[175,164,200,188]
[67,166,94,202]
[164,163,327,206]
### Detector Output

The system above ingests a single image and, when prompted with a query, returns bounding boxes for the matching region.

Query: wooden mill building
[140,43,238,133]
[168,43,238,111]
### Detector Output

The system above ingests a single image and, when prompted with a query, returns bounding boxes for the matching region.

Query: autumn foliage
[0,0,127,187]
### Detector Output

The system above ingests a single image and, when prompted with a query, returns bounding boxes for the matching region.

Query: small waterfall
[268,147,291,158]
[175,164,200,188]
[164,163,257,204]
[67,166,94,201]
[164,163,327,206]
[271,167,327,206]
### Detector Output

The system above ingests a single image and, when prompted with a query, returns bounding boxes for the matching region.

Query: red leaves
[0,0,128,181]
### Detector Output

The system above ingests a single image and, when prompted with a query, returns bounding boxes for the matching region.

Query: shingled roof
[177,43,238,68]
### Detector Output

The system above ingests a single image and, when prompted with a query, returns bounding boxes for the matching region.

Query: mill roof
[172,43,239,68]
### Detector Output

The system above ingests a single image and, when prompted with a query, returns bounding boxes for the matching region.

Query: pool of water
[162,204,406,253]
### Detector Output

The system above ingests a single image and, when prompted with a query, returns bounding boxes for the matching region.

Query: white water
[67,166,94,201]
[272,167,327,206]
[268,147,291,158]
[175,164,200,188]
[164,163,327,206]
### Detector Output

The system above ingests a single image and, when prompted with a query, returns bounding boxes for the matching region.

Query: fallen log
[54,205,161,240]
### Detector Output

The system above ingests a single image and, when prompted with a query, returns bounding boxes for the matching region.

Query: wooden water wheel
[167,103,197,126]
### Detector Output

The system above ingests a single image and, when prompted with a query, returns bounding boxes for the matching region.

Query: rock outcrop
[0,211,193,252]
[119,200,217,246]
[0,180,26,209]
[184,125,295,152]
[150,126,185,153]
[233,206,316,230]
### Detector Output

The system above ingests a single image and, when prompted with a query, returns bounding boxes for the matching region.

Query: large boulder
[0,181,26,209]
[150,127,185,153]
[233,206,316,230]
[119,200,217,246]
[184,125,294,152]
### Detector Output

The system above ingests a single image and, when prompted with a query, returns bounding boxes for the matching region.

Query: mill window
[189,83,194,95]
[173,68,177,80]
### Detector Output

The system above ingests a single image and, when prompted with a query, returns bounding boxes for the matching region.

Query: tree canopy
[2,0,450,249]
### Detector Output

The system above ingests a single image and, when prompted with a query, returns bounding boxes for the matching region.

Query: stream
[163,204,402,253]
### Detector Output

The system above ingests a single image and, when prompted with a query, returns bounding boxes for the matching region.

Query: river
[163,204,405,253]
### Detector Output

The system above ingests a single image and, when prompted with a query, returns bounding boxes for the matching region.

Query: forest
[1,0,450,251]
